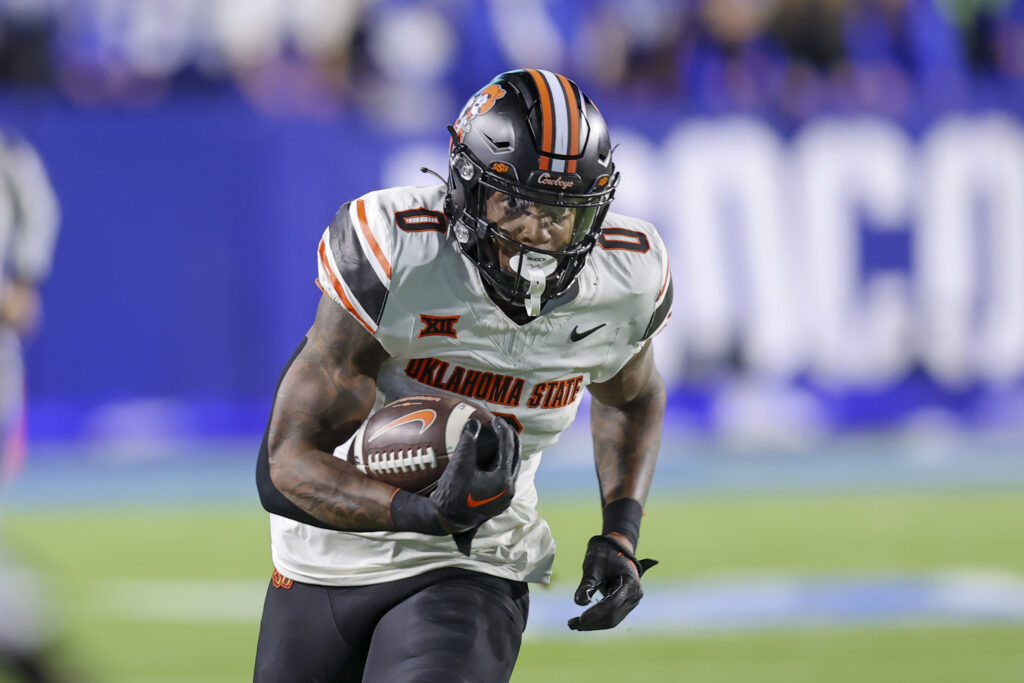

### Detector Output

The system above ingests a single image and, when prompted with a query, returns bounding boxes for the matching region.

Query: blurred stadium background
[1,0,1024,681]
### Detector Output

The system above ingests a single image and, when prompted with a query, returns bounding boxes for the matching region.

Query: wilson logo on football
[419,314,460,338]
[368,410,437,442]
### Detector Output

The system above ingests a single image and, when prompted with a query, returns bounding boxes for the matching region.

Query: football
[348,394,494,494]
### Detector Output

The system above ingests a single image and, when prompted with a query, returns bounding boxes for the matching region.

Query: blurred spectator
[839,0,968,117]
[53,0,200,106]
[575,0,687,97]
[770,0,846,122]
[0,0,57,88]
[992,0,1024,83]
[210,0,366,117]
[353,0,459,131]
[681,0,787,116]
[941,0,1024,106]
[0,0,1021,121]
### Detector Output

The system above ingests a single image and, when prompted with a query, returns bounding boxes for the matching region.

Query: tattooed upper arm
[265,295,395,528]
[269,295,389,454]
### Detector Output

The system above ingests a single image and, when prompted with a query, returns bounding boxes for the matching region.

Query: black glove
[429,416,520,535]
[568,535,658,631]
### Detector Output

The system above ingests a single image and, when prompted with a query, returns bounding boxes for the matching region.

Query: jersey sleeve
[615,218,673,348]
[315,197,393,335]
[640,245,672,342]
[588,217,674,384]
[1,133,60,283]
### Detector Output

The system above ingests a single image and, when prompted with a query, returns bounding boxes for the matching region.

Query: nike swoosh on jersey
[466,488,509,508]
[570,323,606,342]
[368,410,437,442]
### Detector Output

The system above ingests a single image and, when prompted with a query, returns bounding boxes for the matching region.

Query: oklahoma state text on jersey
[403,357,584,411]
[271,184,672,588]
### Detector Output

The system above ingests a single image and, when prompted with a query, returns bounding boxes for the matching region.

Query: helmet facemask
[448,138,618,316]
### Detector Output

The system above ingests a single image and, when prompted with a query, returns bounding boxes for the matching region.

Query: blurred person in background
[768,0,846,121]
[0,131,66,683]
[681,0,787,116]
[210,0,367,117]
[939,0,1024,101]
[0,130,59,493]
[0,1,57,89]
[255,69,670,682]
[454,0,686,99]
[838,0,968,117]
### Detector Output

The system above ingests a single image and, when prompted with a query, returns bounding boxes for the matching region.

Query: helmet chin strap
[508,252,558,316]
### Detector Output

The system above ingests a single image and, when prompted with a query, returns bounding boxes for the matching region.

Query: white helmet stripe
[539,69,570,172]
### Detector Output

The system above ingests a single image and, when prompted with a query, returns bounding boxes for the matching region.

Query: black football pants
[253,567,529,683]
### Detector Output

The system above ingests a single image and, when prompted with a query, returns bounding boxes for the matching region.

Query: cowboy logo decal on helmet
[453,83,507,141]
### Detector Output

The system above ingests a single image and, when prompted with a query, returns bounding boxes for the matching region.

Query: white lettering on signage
[389,115,1024,389]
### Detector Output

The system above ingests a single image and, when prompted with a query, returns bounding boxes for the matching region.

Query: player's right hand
[430,417,521,534]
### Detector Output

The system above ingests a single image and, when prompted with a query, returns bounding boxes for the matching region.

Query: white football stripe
[445,402,478,457]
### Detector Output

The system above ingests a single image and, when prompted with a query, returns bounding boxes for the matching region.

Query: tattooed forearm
[289,478,391,531]
[266,295,396,531]
[588,343,666,506]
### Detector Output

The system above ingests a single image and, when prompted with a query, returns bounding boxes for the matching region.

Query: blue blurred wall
[4,90,1024,439]
[4,94,415,435]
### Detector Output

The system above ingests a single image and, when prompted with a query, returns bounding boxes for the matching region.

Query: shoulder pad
[595,213,673,342]
[316,198,392,334]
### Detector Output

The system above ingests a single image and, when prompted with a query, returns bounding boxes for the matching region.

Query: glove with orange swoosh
[429,416,520,554]
[387,417,520,555]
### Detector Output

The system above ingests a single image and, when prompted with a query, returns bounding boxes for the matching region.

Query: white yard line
[96,570,1024,634]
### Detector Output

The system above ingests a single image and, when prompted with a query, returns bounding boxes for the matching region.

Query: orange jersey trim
[356,199,392,279]
[318,239,375,334]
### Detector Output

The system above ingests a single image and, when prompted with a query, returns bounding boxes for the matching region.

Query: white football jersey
[270,184,672,586]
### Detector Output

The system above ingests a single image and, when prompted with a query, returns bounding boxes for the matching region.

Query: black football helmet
[445,69,619,315]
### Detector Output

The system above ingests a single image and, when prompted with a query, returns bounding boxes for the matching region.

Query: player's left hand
[568,534,657,631]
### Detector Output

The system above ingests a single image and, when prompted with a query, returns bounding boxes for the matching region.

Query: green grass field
[3,489,1024,682]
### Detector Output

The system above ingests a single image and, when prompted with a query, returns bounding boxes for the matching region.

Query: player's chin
[495,248,516,273]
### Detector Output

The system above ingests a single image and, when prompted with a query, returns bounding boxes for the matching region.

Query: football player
[0,130,64,683]
[255,69,671,682]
